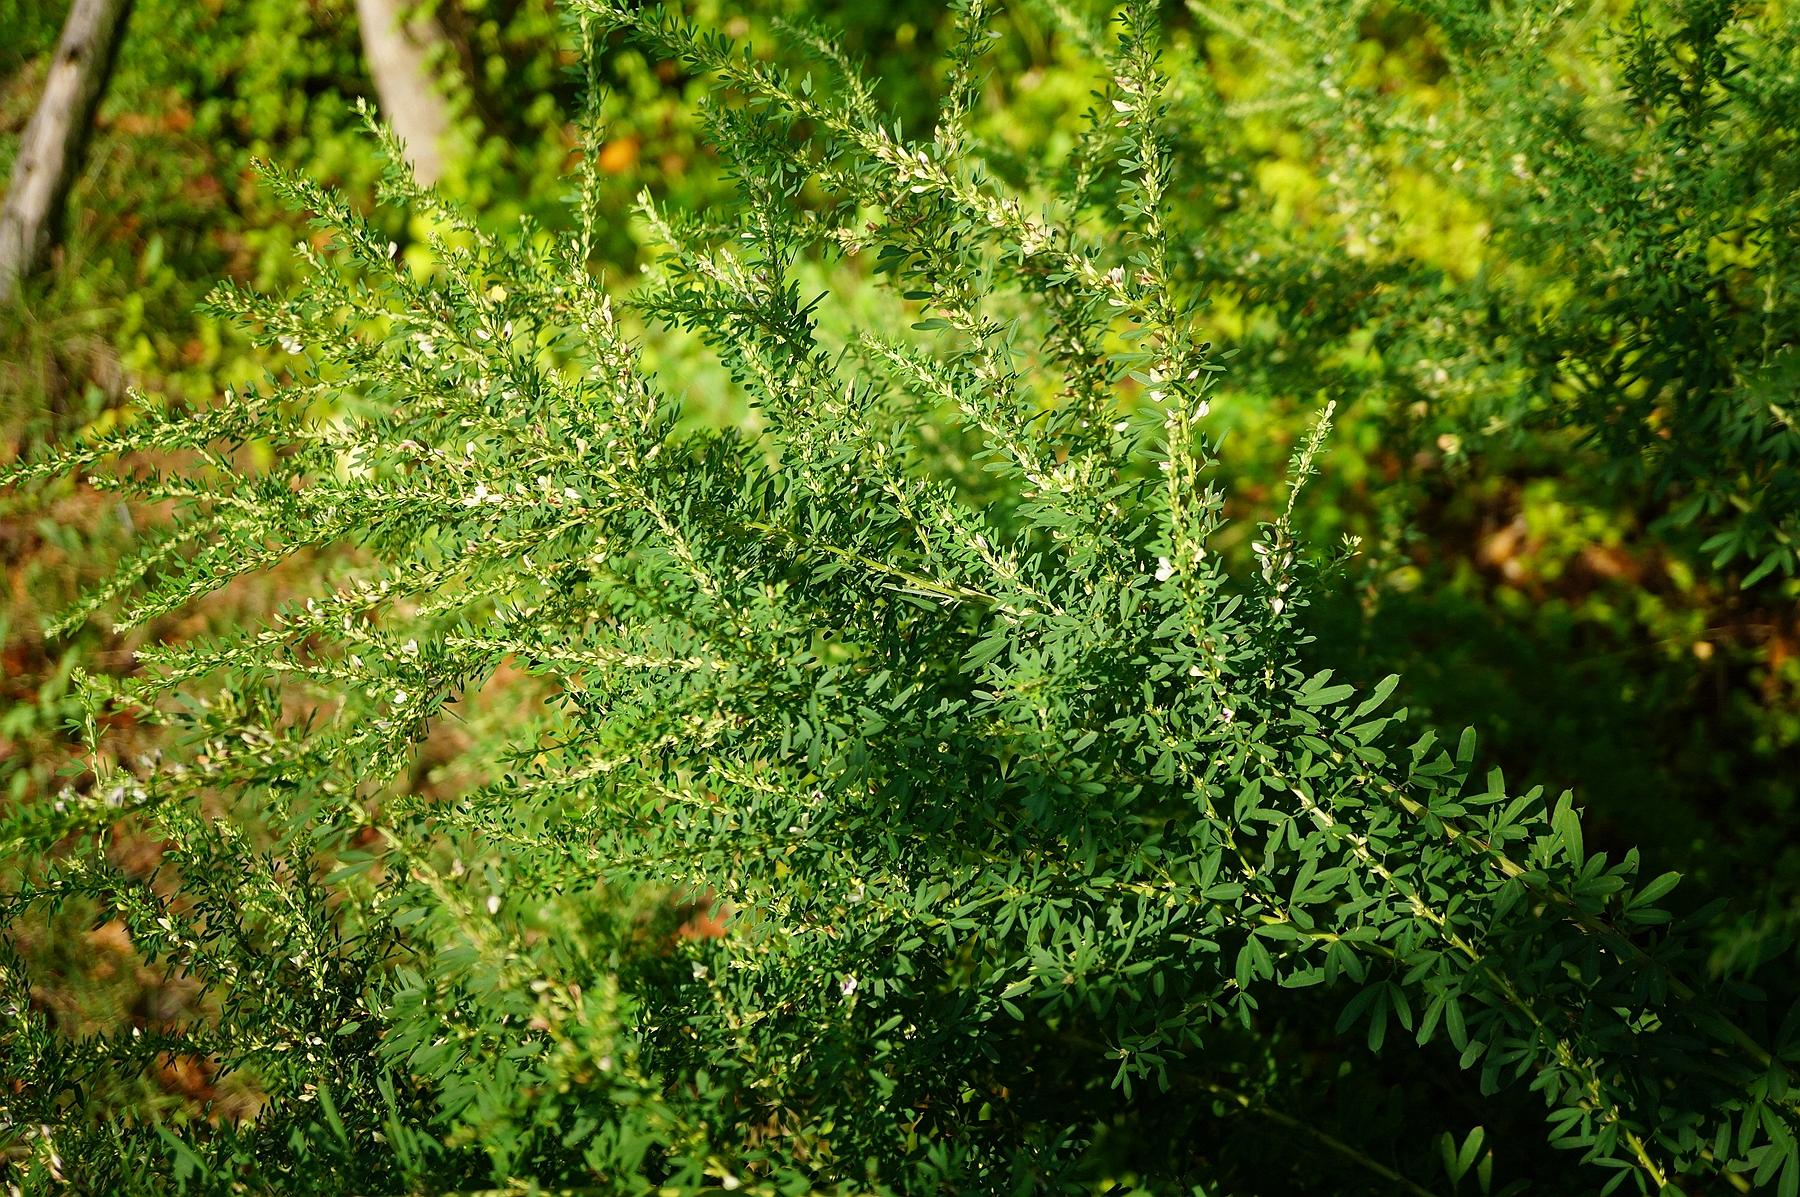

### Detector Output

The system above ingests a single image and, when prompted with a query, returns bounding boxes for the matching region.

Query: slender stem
[1381,779,1789,1086]
[1201,1080,1446,1197]
[741,518,1002,608]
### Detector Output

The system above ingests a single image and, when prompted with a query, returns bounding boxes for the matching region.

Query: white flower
[1155,557,1175,582]
[278,335,304,355]
[392,689,408,705]
[840,975,859,997]
[462,483,503,507]
[485,894,501,915]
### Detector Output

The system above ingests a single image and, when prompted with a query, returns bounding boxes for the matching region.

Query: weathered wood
[355,0,454,186]
[0,0,133,305]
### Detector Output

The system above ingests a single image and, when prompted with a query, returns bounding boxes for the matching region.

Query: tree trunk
[0,0,133,306]
[355,0,455,186]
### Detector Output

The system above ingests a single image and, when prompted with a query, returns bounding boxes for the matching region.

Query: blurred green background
[3,0,1796,1132]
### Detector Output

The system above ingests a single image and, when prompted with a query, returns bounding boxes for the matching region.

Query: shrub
[1161,0,1800,973]
[3,3,1797,1193]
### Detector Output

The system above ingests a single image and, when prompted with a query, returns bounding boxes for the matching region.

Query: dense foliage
[1185,0,1800,582]
[3,1,1799,1194]
[1172,0,1800,966]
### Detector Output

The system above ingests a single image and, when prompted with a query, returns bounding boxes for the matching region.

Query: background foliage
[2,0,1798,1193]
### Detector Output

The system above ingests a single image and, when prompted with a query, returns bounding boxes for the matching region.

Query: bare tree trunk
[355,0,454,186]
[0,0,133,306]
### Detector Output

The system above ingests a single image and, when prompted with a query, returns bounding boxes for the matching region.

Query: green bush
[1121,0,1800,945]
[4,2,1799,1195]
